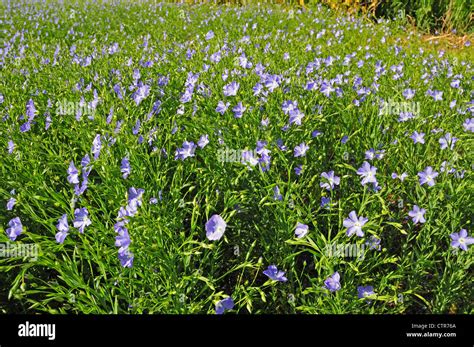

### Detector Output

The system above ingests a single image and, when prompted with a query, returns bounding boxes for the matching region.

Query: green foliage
[0,1,472,314]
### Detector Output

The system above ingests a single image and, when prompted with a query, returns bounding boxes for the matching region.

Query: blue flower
[450,229,474,251]
[128,188,143,205]
[223,81,239,97]
[439,133,457,150]
[7,140,15,154]
[118,248,134,268]
[294,143,309,157]
[324,272,341,292]
[418,166,438,187]
[295,164,303,175]
[410,131,425,144]
[295,223,309,238]
[232,102,246,118]
[132,83,150,105]
[215,297,234,314]
[463,118,474,132]
[273,186,283,201]
[73,208,91,233]
[343,211,368,237]
[402,88,415,100]
[121,156,131,179]
[175,141,197,161]
[321,196,330,208]
[6,197,16,211]
[197,134,209,149]
[320,171,340,191]
[357,162,377,186]
[91,134,102,160]
[115,227,131,250]
[205,214,227,241]
[408,205,426,224]
[20,121,31,133]
[391,172,408,181]
[205,30,215,40]
[357,286,375,299]
[216,101,229,115]
[55,214,69,244]
[6,217,23,241]
[365,236,381,251]
[81,154,91,168]
[263,265,287,282]
[26,99,36,120]
[67,161,80,184]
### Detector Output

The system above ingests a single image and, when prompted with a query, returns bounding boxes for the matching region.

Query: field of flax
[0,1,473,314]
